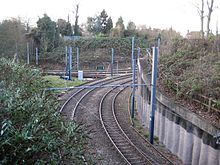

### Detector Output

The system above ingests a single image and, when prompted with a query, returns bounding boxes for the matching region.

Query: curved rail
[71,76,131,120]
[99,80,153,165]
[59,74,131,118]
[126,92,174,165]
[59,73,174,164]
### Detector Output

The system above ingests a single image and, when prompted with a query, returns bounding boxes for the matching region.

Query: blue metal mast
[149,47,158,144]
[131,37,135,118]
[111,48,114,77]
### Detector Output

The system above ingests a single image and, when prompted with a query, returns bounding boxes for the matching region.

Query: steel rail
[99,80,153,165]
[59,74,131,114]
[71,77,132,120]
[127,92,174,165]
[112,86,153,164]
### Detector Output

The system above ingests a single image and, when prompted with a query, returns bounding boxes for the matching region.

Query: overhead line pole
[149,47,159,144]
[131,36,135,118]
[111,48,114,77]
[77,47,80,71]
[65,46,68,76]
[69,47,72,80]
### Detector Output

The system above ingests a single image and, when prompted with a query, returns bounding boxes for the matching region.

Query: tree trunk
[15,42,19,63]
[201,0,204,39]
[207,0,214,37]
[74,4,79,36]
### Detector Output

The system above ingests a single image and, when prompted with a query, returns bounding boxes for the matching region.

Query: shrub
[0,58,89,164]
[159,39,220,100]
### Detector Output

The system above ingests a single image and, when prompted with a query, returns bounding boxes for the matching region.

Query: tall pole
[131,36,135,118]
[27,42,30,64]
[36,47,38,65]
[77,47,80,71]
[149,47,159,144]
[111,48,114,77]
[69,47,72,80]
[65,46,68,76]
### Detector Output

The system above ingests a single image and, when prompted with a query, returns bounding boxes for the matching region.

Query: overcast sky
[0,0,219,36]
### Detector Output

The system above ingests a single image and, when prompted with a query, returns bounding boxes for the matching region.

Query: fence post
[149,47,159,144]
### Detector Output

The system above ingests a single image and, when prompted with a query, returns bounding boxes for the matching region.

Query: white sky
[0,0,220,36]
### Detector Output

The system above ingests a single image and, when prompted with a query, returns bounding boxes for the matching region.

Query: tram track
[59,74,175,164]
[114,90,174,164]
[99,81,152,165]
[59,74,131,119]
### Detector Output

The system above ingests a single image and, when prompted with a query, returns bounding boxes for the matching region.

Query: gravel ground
[115,87,183,165]
[74,87,126,164]
[59,79,182,164]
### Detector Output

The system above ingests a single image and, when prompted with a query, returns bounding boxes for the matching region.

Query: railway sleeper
[105,124,120,129]
[123,151,141,156]
[103,119,115,122]
[106,129,121,134]
[127,156,144,162]
[117,145,132,150]
[109,133,124,137]
[116,142,131,147]
[102,113,112,116]
[112,138,128,144]
[111,137,128,142]
[103,119,116,122]
[121,149,139,156]
[123,152,134,158]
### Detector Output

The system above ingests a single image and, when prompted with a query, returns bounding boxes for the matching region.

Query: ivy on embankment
[0,58,90,164]
[159,39,220,108]
[45,37,150,63]
[67,37,147,51]
[67,37,151,67]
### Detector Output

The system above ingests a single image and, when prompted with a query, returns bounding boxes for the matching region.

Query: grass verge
[43,75,83,88]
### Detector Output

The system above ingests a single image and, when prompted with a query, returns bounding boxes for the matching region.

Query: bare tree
[194,0,205,38]
[201,0,205,38]
[73,4,80,36]
[206,0,214,37]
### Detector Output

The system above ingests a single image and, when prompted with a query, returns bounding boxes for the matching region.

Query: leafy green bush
[41,37,150,68]
[0,58,89,164]
[159,39,220,100]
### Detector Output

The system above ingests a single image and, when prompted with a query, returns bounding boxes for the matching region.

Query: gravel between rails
[73,77,132,164]
[59,76,183,164]
[114,87,183,164]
